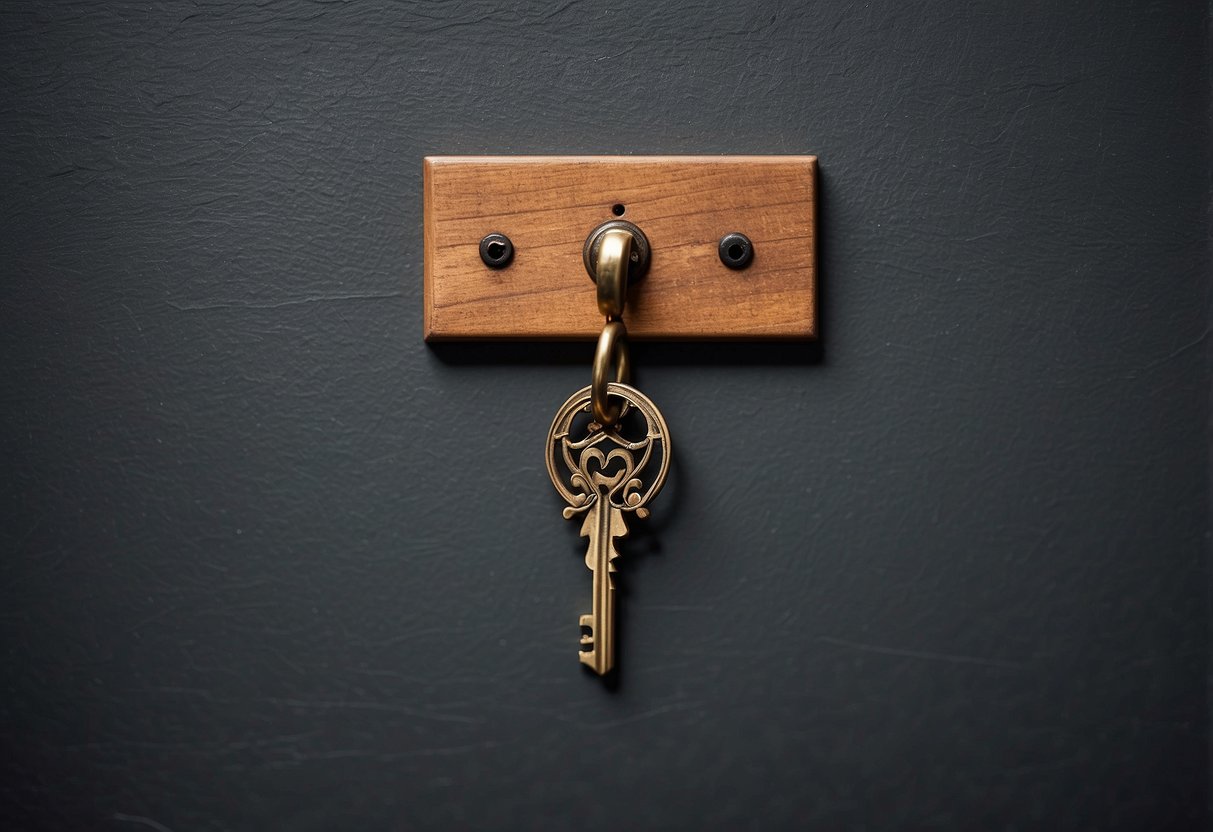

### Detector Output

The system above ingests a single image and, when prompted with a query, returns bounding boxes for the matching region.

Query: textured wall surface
[1,1,1209,829]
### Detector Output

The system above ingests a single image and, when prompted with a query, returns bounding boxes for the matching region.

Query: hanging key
[544,227,670,676]
[546,375,671,676]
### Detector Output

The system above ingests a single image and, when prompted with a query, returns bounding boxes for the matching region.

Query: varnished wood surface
[423,156,817,340]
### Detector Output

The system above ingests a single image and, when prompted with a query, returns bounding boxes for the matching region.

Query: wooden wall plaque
[423,156,817,340]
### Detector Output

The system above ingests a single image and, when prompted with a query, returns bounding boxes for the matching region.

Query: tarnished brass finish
[546,382,671,675]
[591,320,631,425]
[595,228,631,319]
[581,219,651,288]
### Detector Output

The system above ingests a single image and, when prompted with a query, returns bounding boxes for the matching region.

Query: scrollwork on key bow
[546,382,671,521]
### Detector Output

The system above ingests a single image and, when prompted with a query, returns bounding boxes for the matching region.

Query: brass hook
[583,219,650,296]
[594,228,631,320]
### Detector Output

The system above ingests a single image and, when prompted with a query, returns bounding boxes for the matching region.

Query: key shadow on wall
[595,440,687,691]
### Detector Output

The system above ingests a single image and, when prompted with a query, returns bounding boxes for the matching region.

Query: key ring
[591,320,630,424]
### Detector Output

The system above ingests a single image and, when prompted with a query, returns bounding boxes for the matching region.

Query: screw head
[718,232,754,270]
[479,233,514,269]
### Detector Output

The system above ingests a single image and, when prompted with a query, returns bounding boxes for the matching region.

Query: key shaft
[579,489,627,675]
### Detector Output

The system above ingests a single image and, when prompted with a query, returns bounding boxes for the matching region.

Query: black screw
[479,233,514,269]
[718,233,754,269]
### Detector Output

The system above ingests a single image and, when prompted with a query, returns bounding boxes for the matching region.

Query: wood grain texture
[424,156,816,340]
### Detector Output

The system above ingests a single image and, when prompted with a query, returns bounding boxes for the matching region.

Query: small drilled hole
[487,241,505,259]
[611,203,625,216]
[728,243,744,260]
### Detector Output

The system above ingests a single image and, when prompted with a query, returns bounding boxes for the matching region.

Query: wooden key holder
[423,156,817,341]
[424,156,820,676]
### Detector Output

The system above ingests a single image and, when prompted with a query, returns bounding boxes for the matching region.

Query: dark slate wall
[2,1,1208,829]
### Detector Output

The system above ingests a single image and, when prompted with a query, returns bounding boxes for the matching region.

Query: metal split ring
[591,320,631,424]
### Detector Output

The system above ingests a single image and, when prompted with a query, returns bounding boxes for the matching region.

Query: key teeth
[579,614,594,647]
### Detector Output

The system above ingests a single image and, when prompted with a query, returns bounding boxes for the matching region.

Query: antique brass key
[546,379,670,675]
[545,226,670,676]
